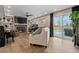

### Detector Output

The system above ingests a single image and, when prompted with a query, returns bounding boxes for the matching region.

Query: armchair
[29,27,49,47]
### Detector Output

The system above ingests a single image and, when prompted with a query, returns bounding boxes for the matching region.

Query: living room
[0,5,79,53]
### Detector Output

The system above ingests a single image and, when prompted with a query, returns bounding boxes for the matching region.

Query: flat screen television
[18,17,27,23]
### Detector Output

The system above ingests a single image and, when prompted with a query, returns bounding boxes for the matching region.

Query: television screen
[18,17,27,23]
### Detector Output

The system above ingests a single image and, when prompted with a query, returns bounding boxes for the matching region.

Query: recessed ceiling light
[54,9,57,11]
[35,16,37,17]
[39,14,42,16]
[44,12,47,14]
[7,6,11,8]
[7,10,11,12]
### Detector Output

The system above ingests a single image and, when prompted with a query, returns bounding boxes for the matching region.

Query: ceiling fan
[25,12,32,17]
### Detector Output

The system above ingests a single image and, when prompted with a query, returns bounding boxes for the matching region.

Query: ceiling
[3,5,74,18]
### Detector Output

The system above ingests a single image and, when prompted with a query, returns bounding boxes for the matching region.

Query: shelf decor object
[4,16,14,32]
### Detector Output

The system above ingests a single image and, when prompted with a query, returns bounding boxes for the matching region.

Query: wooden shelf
[14,23,27,26]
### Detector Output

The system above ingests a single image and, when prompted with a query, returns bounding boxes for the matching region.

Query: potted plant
[70,11,79,46]
[70,11,79,34]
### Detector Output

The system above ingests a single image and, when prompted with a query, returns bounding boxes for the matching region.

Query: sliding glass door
[53,16,63,38]
[53,13,73,39]
[62,13,73,40]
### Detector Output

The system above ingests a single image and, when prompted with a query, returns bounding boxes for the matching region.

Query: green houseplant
[70,11,79,34]
[70,11,79,46]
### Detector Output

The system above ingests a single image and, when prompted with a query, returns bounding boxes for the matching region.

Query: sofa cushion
[32,27,42,35]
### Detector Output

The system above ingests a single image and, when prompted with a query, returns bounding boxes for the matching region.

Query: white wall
[0,5,5,17]
[28,15,50,28]
[53,8,72,16]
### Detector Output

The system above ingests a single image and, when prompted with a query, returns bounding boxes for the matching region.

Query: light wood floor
[0,33,79,53]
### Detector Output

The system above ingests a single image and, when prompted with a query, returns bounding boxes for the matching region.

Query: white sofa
[29,27,49,47]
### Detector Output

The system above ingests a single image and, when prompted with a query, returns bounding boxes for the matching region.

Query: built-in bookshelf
[13,16,27,32]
